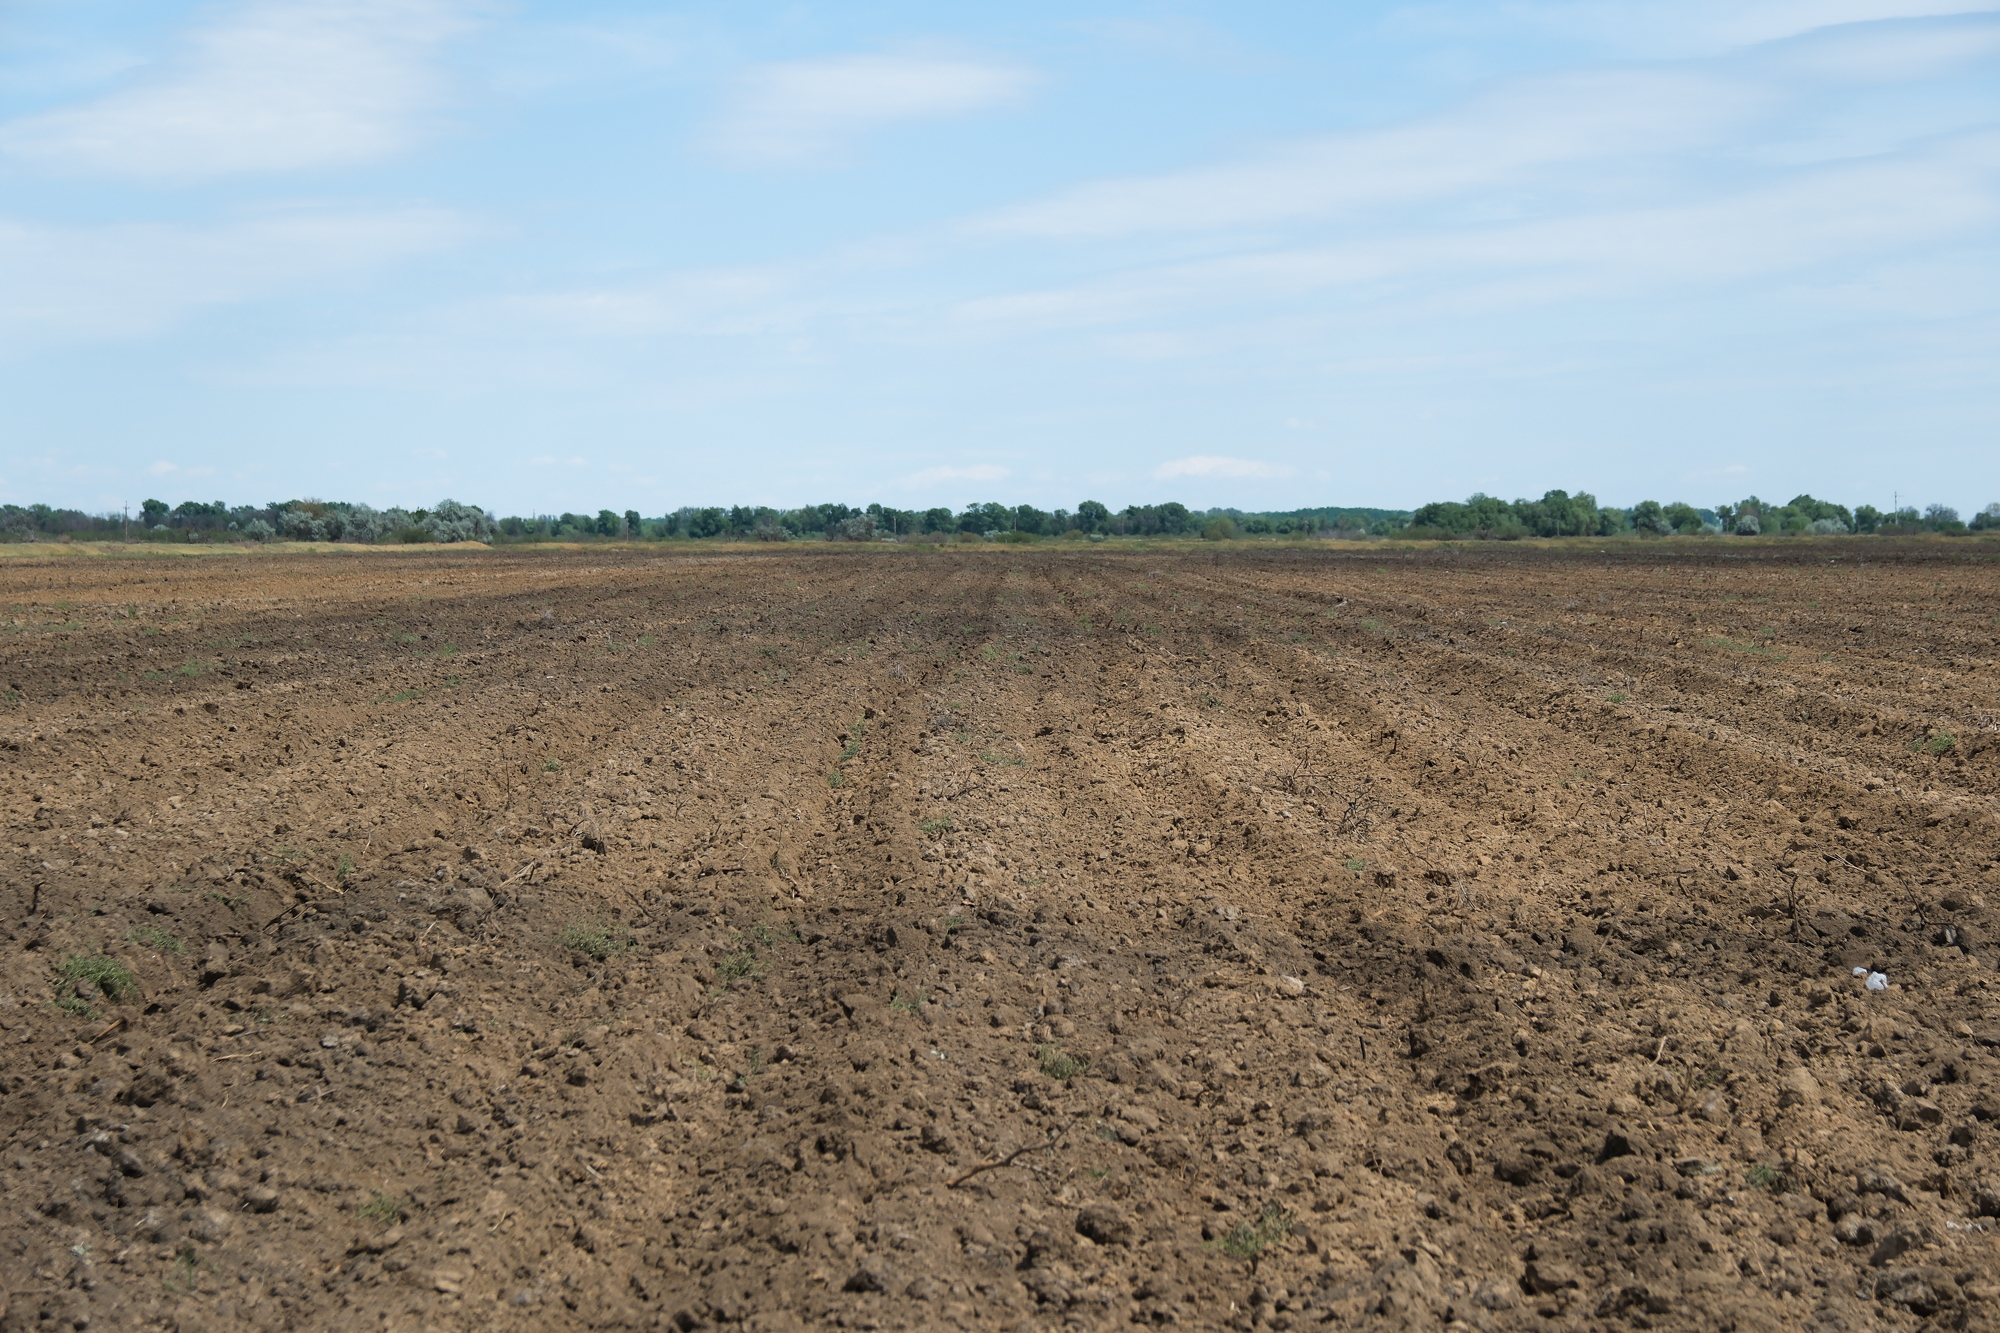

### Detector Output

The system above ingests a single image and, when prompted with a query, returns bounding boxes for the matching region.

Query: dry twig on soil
[946,1116,1082,1190]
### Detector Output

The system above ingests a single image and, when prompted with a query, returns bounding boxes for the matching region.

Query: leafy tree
[1662,502,1705,534]
[141,499,168,527]
[959,501,1011,533]
[1075,500,1111,534]
[624,509,641,536]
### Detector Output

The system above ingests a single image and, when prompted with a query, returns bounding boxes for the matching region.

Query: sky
[2,0,1998,518]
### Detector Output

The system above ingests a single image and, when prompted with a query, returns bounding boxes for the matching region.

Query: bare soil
[3,540,1999,1332]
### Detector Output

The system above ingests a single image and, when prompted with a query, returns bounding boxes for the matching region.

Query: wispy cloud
[978,67,1759,239]
[1399,1,1988,56]
[0,207,469,347]
[898,463,1010,489]
[1155,456,1292,480]
[0,0,478,180]
[707,50,1034,167]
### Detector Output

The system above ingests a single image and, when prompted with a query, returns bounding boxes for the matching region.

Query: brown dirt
[3,540,1999,1332]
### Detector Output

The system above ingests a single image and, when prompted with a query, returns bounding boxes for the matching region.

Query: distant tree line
[1403,491,2000,540]
[6,490,1994,546]
[492,500,1411,543]
[0,498,493,544]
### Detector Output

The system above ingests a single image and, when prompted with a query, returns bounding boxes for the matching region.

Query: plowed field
[3,541,1999,1332]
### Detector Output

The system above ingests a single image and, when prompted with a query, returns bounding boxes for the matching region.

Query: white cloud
[898,464,1010,488]
[1404,1,1994,57]
[0,0,478,180]
[148,461,178,476]
[978,68,1759,239]
[0,207,469,347]
[955,115,2000,335]
[1155,456,1292,480]
[708,51,1034,167]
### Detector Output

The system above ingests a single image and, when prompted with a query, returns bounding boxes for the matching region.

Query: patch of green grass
[174,658,205,676]
[1606,691,1628,704]
[541,758,561,772]
[715,944,762,983]
[1037,1043,1088,1080]
[336,853,355,881]
[125,925,184,954]
[1359,618,1384,633]
[1213,1202,1294,1264]
[559,919,632,961]
[58,954,136,1004]
[943,915,966,938]
[889,990,924,1015]
[204,891,247,913]
[357,1191,403,1224]
[1744,1162,1791,1192]
[1344,857,1366,873]
[1909,732,1957,755]
[825,771,843,788]
[919,816,954,835]
[745,922,797,949]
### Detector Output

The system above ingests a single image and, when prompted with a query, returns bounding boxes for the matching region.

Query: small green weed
[745,922,797,949]
[167,1243,201,1293]
[125,925,184,954]
[715,945,762,983]
[1344,857,1366,873]
[919,817,954,835]
[1213,1202,1294,1265]
[889,990,924,1015]
[541,758,562,772]
[336,853,355,881]
[1909,733,1957,755]
[174,658,205,676]
[357,1191,403,1224]
[559,919,632,961]
[1607,691,1628,704]
[1037,1043,1088,1080]
[1744,1162,1790,1192]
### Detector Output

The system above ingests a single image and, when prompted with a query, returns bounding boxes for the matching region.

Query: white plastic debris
[1853,966,1889,991]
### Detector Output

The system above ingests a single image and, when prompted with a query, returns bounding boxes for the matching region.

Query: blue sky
[2,0,1997,517]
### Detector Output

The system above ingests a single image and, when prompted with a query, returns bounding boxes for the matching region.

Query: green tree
[1075,500,1111,533]
[141,499,168,527]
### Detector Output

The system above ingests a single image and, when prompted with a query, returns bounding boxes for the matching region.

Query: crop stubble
[1,542,1998,1331]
